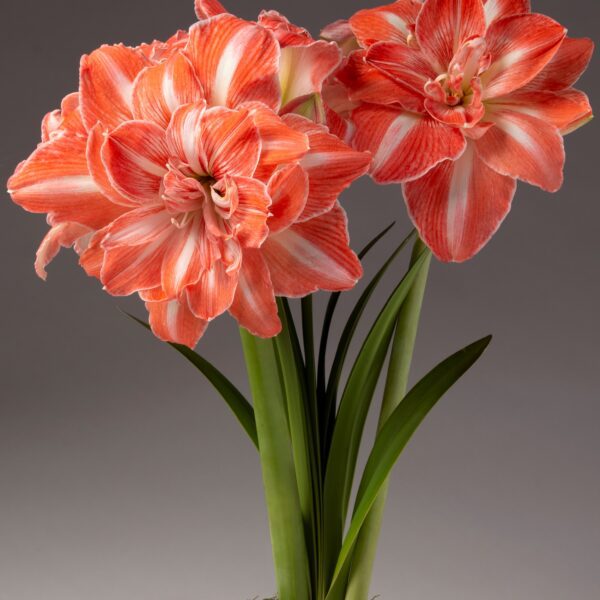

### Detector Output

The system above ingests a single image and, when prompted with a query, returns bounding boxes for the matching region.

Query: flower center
[422,37,490,129]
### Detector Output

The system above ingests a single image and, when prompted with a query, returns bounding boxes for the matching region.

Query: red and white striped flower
[327,0,593,261]
[7,5,370,347]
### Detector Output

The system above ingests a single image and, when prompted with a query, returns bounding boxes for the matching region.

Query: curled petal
[102,120,169,204]
[42,92,86,141]
[262,204,362,296]
[476,108,565,192]
[186,14,281,110]
[146,299,208,348]
[132,51,204,128]
[416,0,486,73]
[481,14,566,99]
[279,41,341,111]
[80,44,148,130]
[522,37,595,93]
[351,104,466,183]
[7,134,125,229]
[186,256,240,320]
[35,222,91,280]
[228,176,271,248]
[194,0,227,20]
[258,10,313,47]
[483,0,530,26]
[267,164,309,233]
[229,248,281,338]
[404,143,516,262]
[349,0,421,47]
[86,124,137,207]
[284,114,371,220]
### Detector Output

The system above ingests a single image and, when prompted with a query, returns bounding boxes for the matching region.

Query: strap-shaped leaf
[126,313,257,448]
[317,222,397,451]
[322,249,430,584]
[326,228,417,404]
[326,335,492,596]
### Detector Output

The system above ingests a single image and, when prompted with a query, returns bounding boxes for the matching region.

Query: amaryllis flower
[7,5,370,348]
[328,0,593,261]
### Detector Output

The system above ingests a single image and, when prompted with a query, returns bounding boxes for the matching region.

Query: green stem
[240,329,312,600]
[344,238,431,600]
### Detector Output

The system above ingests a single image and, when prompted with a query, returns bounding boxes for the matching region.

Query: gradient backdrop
[1,1,598,598]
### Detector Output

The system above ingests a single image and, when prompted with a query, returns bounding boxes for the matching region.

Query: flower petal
[267,164,309,233]
[42,92,86,141]
[258,10,314,48]
[404,143,516,262]
[7,134,125,229]
[35,222,91,280]
[101,206,173,249]
[132,51,204,129]
[522,37,594,92]
[146,299,208,348]
[483,0,530,26]
[241,102,309,180]
[278,41,341,111]
[200,106,261,179]
[80,44,148,131]
[475,107,565,191]
[165,101,208,175]
[336,49,425,112]
[229,248,281,338]
[102,120,169,204]
[86,123,137,207]
[161,215,203,298]
[416,0,486,73]
[186,257,240,320]
[481,14,566,99]
[488,89,593,135]
[351,104,466,183]
[194,0,227,20]
[101,229,171,296]
[228,176,271,248]
[284,114,371,220]
[349,0,421,47]
[366,41,441,112]
[262,204,362,296]
[186,14,281,110]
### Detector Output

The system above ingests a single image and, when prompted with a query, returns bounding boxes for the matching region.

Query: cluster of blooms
[8,0,593,347]
[323,0,593,261]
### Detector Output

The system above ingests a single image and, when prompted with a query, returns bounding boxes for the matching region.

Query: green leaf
[317,222,398,451]
[322,248,430,586]
[327,336,492,596]
[125,313,258,449]
[326,228,417,404]
[240,329,312,600]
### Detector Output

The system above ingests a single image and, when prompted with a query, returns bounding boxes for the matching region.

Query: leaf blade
[126,312,258,448]
[327,335,493,595]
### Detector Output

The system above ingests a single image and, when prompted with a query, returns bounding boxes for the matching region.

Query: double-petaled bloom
[8,4,370,347]
[327,0,593,261]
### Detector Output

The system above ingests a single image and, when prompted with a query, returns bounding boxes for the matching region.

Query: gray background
[0,1,598,598]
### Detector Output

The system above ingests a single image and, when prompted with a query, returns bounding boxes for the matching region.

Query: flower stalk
[345,238,432,599]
